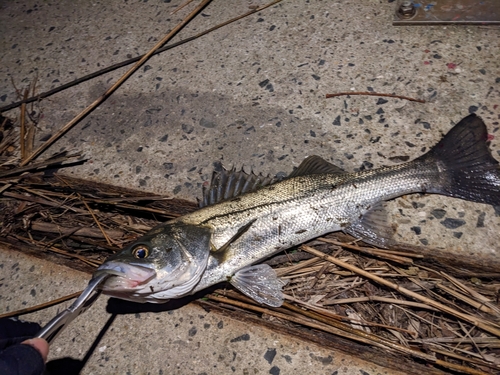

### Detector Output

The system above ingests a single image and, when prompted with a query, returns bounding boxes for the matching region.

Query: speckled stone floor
[0,0,499,373]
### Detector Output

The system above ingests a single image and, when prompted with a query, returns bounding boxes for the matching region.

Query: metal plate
[393,0,500,25]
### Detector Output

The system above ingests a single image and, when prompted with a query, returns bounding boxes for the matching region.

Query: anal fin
[229,264,286,307]
[344,201,396,248]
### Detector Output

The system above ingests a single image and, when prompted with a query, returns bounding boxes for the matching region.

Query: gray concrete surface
[0,0,499,373]
[1,247,402,375]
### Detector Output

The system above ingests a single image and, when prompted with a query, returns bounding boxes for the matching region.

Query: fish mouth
[92,269,127,279]
[95,262,157,291]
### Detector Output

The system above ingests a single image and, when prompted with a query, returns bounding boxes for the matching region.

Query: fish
[95,114,500,307]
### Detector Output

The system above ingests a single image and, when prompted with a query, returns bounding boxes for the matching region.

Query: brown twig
[275,256,324,277]
[325,92,426,103]
[321,295,440,311]
[81,198,113,246]
[430,346,500,372]
[0,291,82,320]
[318,237,422,264]
[436,283,498,317]
[20,90,28,160]
[171,0,194,14]
[441,272,500,317]
[19,0,213,166]
[17,185,79,209]
[77,198,182,218]
[2,191,81,213]
[413,336,500,345]
[30,71,38,116]
[25,119,35,158]
[31,221,124,240]
[9,77,22,99]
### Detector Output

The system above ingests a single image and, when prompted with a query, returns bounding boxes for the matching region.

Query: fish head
[96,222,212,303]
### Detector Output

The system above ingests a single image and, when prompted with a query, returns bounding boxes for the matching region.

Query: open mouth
[95,262,157,290]
[93,268,127,279]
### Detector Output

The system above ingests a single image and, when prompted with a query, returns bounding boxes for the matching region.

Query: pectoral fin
[211,219,257,262]
[229,264,286,307]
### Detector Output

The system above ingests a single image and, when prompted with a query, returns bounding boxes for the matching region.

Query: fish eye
[132,245,150,259]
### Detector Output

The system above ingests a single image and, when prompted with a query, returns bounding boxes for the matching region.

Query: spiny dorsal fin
[199,167,284,208]
[288,155,346,178]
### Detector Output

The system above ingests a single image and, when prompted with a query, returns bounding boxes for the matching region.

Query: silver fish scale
[186,160,438,292]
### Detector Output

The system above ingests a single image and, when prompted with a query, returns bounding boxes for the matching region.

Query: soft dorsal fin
[288,155,346,178]
[199,168,283,208]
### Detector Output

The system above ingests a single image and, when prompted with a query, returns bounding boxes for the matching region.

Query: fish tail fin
[346,114,499,249]
[420,114,500,206]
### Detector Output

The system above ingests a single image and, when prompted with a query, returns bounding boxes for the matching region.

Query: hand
[20,338,49,362]
[0,318,50,375]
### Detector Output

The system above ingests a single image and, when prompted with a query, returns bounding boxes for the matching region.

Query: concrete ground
[0,0,499,374]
